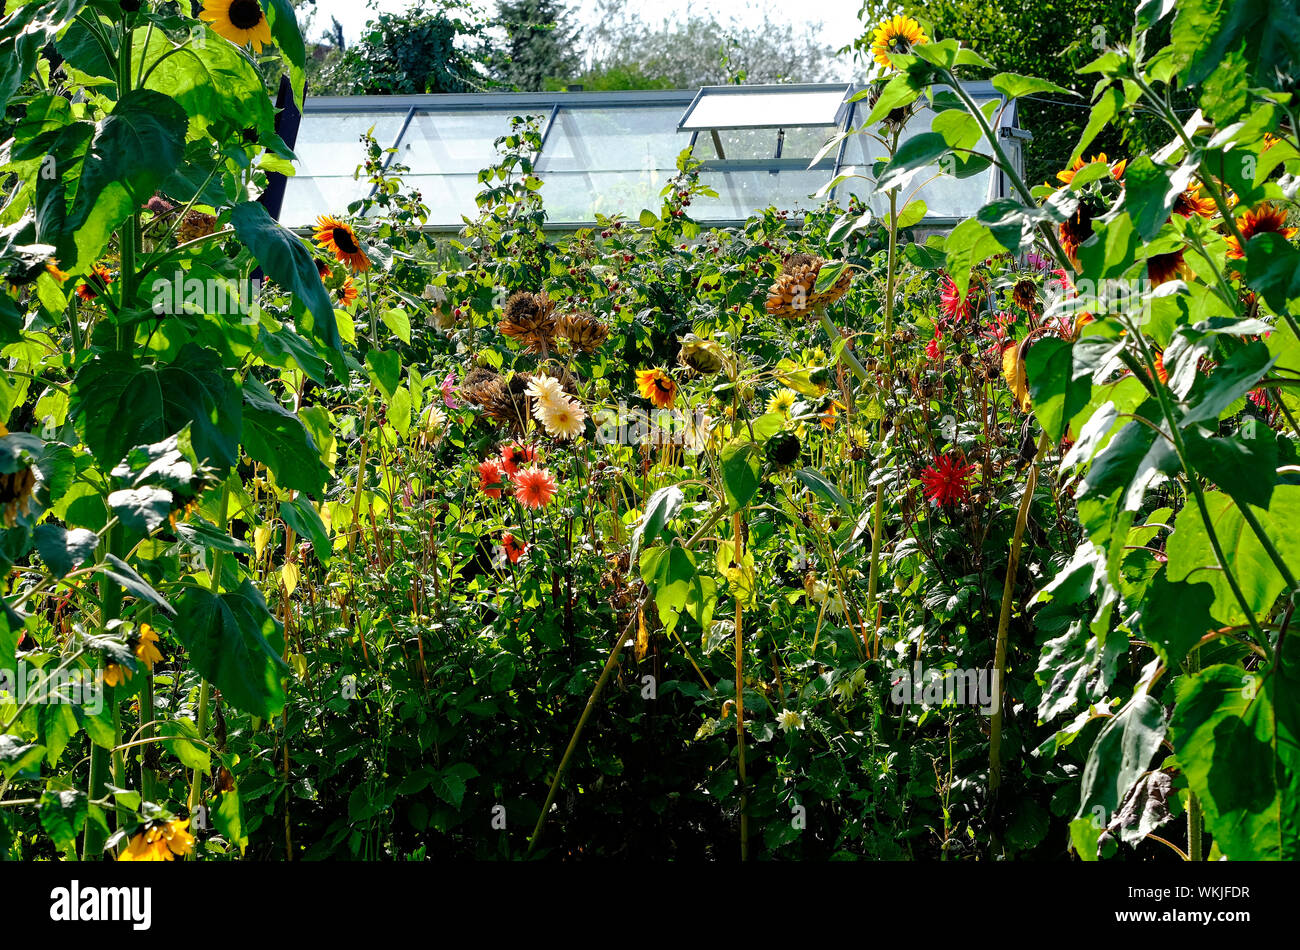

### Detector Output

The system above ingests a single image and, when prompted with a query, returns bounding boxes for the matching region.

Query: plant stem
[733,511,748,862]
[989,431,1049,809]
[188,480,231,813]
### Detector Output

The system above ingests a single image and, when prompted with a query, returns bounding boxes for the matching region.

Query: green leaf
[630,485,683,562]
[0,1,83,110]
[1169,645,1300,859]
[1025,337,1090,442]
[98,554,175,616]
[107,486,173,536]
[71,344,242,475]
[158,718,210,774]
[1075,691,1167,826]
[1183,420,1277,509]
[38,788,87,856]
[1180,341,1275,428]
[33,524,98,578]
[173,579,289,718]
[365,349,402,400]
[381,308,412,345]
[0,734,45,780]
[1136,572,1217,668]
[992,73,1075,99]
[876,132,950,193]
[720,441,761,513]
[944,218,1006,297]
[794,468,852,515]
[1166,486,1300,627]
[639,545,699,635]
[1070,87,1123,165]
[263,0,308,107]
[1122,157,1194,242]
[62,89,188,270]
[230,202,340,364]
[281,495,331,565]
[242,378,329,497]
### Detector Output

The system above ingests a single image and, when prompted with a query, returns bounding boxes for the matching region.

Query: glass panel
[537,106,690,172]
[837,101,1000,220]
[694,127,837,162]
[681,88,848,129]
[397,109,533,174]
[391,173,486,226]
[693,168,831,219]
[292,111,407,178]
[541,171,671,222]
[279,175,372,228]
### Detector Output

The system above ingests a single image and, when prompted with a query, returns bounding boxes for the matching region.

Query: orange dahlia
[313,215,370,272]
[514,466,556,509]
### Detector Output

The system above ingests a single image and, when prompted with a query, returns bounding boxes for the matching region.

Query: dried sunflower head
[499,291,558,352]
[0,465,36,527]
[556,311,609,353]
[766,254,852,319]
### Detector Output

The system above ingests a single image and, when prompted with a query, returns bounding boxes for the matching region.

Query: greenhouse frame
[276,81,1029,232]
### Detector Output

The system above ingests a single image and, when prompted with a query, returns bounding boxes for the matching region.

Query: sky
[298,0,869,61]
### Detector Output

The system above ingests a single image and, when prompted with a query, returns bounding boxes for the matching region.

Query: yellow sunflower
[635,368,677,409]
[135,624,164,671]
[200,0,273,53]
[313,215,370,272]
[871,16,928,70]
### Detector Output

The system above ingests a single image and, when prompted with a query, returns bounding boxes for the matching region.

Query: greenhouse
[278,83,1026,230]
[2,0,1297,909]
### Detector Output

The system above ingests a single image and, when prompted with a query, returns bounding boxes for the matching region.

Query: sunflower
[499,291,558,353]
[103,663,130,688]
[76,264,113,302]
[0,464,36,526]
[1225,202,1297,259]
[313,215,370,272]
[636,368,677,409]
[118,818,195,862]
[134,625,164,671]
[336,276,358,306]
[1056,153,1126,186]
[1172,184,1218,218]
[44,262,68,283]
[870,16,928,70]
[1059,203,1095,268]
[766,388,798,416]
[1147,249,1190,286]
[514,466,557,509]
[200,0,273,53]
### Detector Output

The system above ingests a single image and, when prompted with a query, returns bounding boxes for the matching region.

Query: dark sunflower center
[888,36,912,52]
[332,226,360,254]
[229,0,264,30]
[654,378,671,394]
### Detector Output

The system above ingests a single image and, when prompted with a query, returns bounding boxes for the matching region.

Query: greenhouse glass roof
[279,83,1024,232]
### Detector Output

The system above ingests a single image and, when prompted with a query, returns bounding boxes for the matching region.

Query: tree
[492,0,580,92]
[849,1,1140,184]
[578,0,837,89]
[313,0,495,95]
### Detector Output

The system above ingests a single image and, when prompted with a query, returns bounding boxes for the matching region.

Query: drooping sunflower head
[313,215,370,272]
[870,16,928,70]
[678,334,727,375]
[1226,202,1297,259]
[200,0,273,53]
[1059,203,1096,268]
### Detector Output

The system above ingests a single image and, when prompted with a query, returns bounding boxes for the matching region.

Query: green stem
[188,480,231,813]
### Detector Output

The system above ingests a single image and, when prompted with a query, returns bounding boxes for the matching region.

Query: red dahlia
[921,452,978,507]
